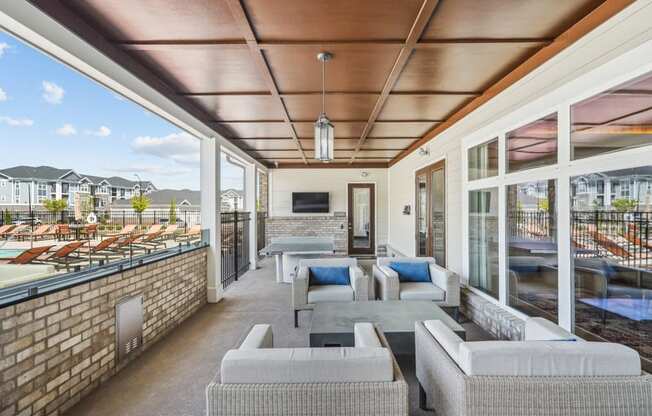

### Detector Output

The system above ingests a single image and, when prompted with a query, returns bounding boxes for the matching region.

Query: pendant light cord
[321,57,326,115]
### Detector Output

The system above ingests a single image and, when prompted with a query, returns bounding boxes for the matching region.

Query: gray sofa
[415,317,652,416]
[292,257,368,327]
[206,323,408,416]
[373,257,460,315]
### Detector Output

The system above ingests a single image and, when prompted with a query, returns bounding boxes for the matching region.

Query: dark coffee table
[309,300,465,354]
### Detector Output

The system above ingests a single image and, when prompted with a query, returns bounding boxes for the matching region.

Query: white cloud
[0,87,6,102]
[42,81,64,104]
[0,116,33,127]
[86,125,111,137]
[0,43,10,58]
[131,132,200,166]
[107,165,191,176]
[56,123,77,136]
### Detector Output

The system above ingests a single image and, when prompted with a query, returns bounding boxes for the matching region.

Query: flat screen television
[292,192,329,213]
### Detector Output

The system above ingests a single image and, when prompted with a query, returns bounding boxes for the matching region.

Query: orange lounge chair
[81,224,98,239]
[143,224,163,235]
[4,225,29,239]
[77,236,122,263]
[106,224,137,237]
[8,245,55,265]
[0,224,15,237]
[176,225,201,242]
[38,241,87,271]
[132,231,166,251]
[15,225,55,241]
[106,233,145,255]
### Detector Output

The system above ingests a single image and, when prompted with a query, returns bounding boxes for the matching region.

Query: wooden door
[415,161,446,265]
[348,183,375,255]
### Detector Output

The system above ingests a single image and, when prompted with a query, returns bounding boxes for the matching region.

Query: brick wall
[0,248,207,416]
[265,215,348,254]
[460,288,525,340]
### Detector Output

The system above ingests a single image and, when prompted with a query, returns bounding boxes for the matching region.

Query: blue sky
[0,30,244,191]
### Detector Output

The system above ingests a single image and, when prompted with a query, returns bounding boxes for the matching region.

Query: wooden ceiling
[33,0,632,168]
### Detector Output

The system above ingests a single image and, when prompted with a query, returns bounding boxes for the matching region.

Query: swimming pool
[0,249,24,259]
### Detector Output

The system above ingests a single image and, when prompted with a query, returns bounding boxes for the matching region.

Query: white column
[246,163,257,270]
[200,137,222,303]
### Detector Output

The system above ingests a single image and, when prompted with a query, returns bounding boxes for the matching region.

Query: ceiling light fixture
[314,52,334,162]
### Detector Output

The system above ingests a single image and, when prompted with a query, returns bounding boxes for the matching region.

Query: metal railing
[256,211,266,254]
[508,210,652,269]
[221,211,250,289]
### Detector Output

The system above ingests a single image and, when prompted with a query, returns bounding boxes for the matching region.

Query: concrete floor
[64,258,492,416]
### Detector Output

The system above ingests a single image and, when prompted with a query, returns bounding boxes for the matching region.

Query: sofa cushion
[221,347,393,384]
[308,285,354,303]
[389,261,431,282]
[525,317,581,341]
[424,320,463,363]
[309,266,350,286]
[239,324,273,350]
[399,282,445,301]
[354,323,382,348]
[457,341,641,376]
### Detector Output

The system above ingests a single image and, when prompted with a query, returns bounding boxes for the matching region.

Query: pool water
[0,249,24,259]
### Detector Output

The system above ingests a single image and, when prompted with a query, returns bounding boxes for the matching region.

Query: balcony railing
[221,211,250,289]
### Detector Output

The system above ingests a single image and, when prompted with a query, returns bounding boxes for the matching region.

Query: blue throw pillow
[389,262,430,282]
[309,266,350,286]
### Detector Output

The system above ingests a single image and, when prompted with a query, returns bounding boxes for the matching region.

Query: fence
[257,211,266,253]
[221,211,250,289]
[1,209,201,232]
[508,210,652,269]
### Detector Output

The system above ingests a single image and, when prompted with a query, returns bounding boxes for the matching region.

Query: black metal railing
[256,211,266,254]
[221,211,250,289]
[508,210,552,240]
[1,209,200,232]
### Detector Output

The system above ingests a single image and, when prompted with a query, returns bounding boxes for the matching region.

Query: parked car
[13,216,42,226]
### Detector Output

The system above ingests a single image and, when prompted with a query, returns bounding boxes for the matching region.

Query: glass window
[468,138,498,180]
[37,183,47,203]
[14,182,20,203]
[507,113,558,173]
[468,188,499,299]
[221,154,245,212]
[507,180,558,321]
[571,71,652,160]
[571,166,652,367]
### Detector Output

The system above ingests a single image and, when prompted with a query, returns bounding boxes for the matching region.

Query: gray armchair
[293,257,369,327]
[373,257,460,315]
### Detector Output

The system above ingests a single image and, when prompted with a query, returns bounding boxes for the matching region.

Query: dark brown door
[415,161,446,265]
[348,183,375,255]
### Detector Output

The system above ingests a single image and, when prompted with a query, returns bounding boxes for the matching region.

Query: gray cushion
[525,317,581,341]
[308,285,354,303]
[239,324,273,350]
[354,323,382,348]
[399,282,445,301]
[221,347,394,384]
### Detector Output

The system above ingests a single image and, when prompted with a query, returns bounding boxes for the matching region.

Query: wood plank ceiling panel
[282,94,379,122]
[188,95,284,121]
[378,93,477,121]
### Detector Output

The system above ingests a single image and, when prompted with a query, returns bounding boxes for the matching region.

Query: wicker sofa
[415,318,652,416]
[206,323,408,416]
[292,257,369,327]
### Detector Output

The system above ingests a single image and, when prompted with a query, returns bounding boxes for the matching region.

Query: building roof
[112,189,200,207]
[0,165,155,189]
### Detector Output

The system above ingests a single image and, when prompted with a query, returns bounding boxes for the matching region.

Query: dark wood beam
[351,0,441,163]
[225,0,308,164]
[390,0,636,167]
[272,162,389,169]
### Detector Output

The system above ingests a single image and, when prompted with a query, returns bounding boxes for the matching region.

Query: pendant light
[314,52,334,162]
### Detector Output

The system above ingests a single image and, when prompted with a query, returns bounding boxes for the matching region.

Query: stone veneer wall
[265,215,348,254]
[0,248,207,416]
[460,288,525,340]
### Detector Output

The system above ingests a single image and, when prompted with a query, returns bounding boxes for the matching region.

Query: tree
[131,195,150,225]
[537,198,549,212]
[3,210,11,225]
[42,198,68,222]
[169,198,177,224]
[611,198,638,212]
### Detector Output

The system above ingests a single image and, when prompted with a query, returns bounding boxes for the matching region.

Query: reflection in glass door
[415,161,446,265]
[348,183,375,255]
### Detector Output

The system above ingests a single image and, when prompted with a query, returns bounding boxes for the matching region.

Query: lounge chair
[81,224,98,239]
[38,241,87,271]
[8,245,55,265]
[176,225,201,242]
[156,224,179,241]
[132,231,166,251]
[143,224,163,235]
[77,236,122,264]
[15,225,56,241]
[105,224,137,237]
[4,225,29,239]
[0,224,15,238]
[106,233,145,255]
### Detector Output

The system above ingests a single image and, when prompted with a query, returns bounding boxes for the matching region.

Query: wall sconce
[361,171,369,178]
[418,147,429,156]
[402,205,411,215]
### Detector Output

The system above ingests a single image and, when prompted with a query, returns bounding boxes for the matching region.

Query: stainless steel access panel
[116,295,143,362]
